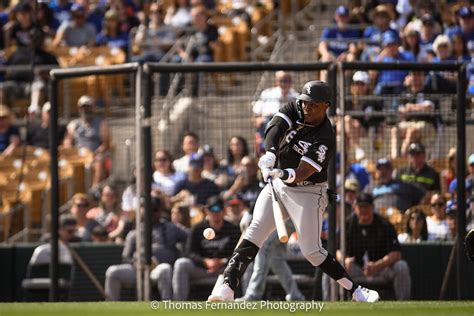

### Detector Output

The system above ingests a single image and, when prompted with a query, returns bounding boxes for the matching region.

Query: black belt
[285,181,319,187]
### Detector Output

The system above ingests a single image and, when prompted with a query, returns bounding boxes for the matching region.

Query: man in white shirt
[252,71,298,153]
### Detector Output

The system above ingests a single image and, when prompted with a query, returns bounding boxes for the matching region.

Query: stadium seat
[22,243,74,302]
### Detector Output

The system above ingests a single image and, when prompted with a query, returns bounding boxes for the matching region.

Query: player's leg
[104,263,136,301]
[209,184,287,301]
[150,263,172,300]
[279,183,378,302]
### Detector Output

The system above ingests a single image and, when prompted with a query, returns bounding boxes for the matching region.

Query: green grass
[0,301,473,316]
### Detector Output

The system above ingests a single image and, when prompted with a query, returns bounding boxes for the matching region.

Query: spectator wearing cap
[0,28,59,108]
[252,71,298,154]
[345,178,359,205]
[173,131,200,174]
[152,149,186,197]
[6,2,36,48]
[172,153,220,206]
[0,105,20,155]
[366,158,424,213]
[395,142,440,195]
[392,70,439,158]
[63,95,111,186]
[52,3,96,47]
[426,193,449,241]
[397,207,428,244]
[372,31,415,96]
[40,213,82,243]
[414,14,439,60]
[27,102,66,149]
[318,6,361,72]
[95,10,129,51]
[345,192,411,300]
[172,196,240,300]
[344,70,384,161]
[224,195,246,226]
[105,196,188,301]
[445,6,474,47]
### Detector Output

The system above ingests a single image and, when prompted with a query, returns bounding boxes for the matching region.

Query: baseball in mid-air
[203,228,216,240]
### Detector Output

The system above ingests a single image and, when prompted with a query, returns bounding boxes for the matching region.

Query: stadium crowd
[1,0,474,302]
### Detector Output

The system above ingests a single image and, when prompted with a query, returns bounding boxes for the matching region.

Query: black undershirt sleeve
[263,117,289,153]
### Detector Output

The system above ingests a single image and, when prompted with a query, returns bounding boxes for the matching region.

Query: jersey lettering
[316,145,328,163]
[285,130,297,143]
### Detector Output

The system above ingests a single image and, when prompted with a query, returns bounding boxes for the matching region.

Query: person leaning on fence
[105,197,188,301]
[63,95,111,188]
[345,192,411,300]
[172,196,240,300]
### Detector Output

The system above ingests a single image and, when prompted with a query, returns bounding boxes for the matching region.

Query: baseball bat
[269,179,289,243]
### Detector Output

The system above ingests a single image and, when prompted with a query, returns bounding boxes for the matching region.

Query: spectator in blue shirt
[96,10,128,51]
[318,6,361,63]
[373,32,415,96]
[418,14,439,61]
[49,0,72,26]
[445,6,474,47]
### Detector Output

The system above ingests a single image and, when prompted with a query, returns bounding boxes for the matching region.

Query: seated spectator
[27,102,66,149]
[391,71,439,158]
[95,10,128,52]
[430,34,457,93]
[41,214,82,243]
[52,3,96,47]
[417,14,438,60]
[200,144,220,184]
[441,148,456,194]
[223,155,260,202]
[132,3,176,63]
[395,142,440,195]
[401,26,429,62]
[446,203,457,241]
[361,4,398,61]
[176,5,218,63]
[152,149,186,197]
[164,0,192,30]
[345,193,411,300]
[173,131,200,173]
[344,178,359,205]
[445,6,474,48]
[367,158,424,213]
[427,193,449,241]
[0,105,20,156]
[398,207,428,243]
[5,2,36,48]
[86,185,121,235]
[318,6,361,72]
[63,95,111,187]
[91,225,109,242]
[36,2,60,38]
[172,196,240,300]
[450,30,470,62]
[223,195,246,226]
[171,204,191,231]
[338,152,370,191]
[0,28,59,108]
[372,32,415,96]
[252,71,298,154]
[49,0,72,26]
[69,193,100,242]
[105,197,188,301]
[173,153,220,206]
[219,136,249,189]
[345,71,384,160]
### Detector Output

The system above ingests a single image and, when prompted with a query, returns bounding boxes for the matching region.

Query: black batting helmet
[297,80,331,104]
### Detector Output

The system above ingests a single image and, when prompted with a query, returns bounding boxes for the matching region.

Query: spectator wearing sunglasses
[398,208,428,244]
[69,193,100,242]
[426,193,449,241]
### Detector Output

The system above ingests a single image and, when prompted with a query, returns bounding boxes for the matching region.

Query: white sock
[337,277,354,291]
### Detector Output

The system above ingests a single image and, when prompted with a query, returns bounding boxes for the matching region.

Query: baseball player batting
[208,80,379,302]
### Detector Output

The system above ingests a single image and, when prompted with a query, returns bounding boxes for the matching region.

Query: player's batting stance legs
[209,80,379,303]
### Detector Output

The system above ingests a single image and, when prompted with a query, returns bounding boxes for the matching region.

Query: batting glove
[258,151,276,170]
[262,168,296,183]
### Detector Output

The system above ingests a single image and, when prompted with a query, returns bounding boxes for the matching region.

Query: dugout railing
[44,61,470,301]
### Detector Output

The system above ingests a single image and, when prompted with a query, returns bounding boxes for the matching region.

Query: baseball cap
[457,6,473,18]
[449,179,473,194]
[355,192,374,206]
[297,80,331,103]
[468,153,474,165]
[446,200,457,216]
[189,153,204,168]
[226,195,242,206]
[77,95,95,107]
[408,142,425,154]
[382,32,400,47]
[206,196,224,213]
[344,179,359,192]
[352,71,370,84]
[104,10,119,20]
[335,6,349,16]
[421,14,435,25]
[376,158,392,169]
[14,2,32,12]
